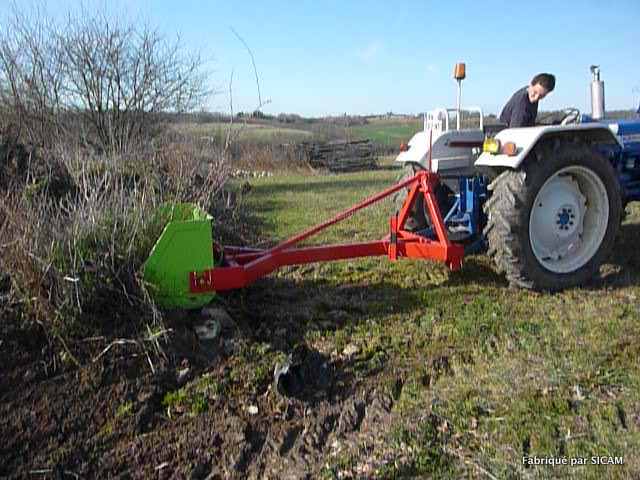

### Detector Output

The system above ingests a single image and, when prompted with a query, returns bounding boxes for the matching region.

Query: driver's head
[528,73,555,103]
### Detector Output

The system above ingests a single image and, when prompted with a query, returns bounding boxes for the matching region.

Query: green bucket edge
[143,203,216,309]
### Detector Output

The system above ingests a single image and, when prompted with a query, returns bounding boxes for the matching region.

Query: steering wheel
[560,108,581,125]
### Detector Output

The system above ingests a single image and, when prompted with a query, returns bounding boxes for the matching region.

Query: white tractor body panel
[396,130,431,164]
[395,128,484,175]
[475,123,621,169]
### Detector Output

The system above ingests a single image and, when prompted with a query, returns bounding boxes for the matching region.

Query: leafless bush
[231,142,309,172]
[0,5,245,374]
[152,135,230,207]
[0,4,208,154]
[0,136,230,337]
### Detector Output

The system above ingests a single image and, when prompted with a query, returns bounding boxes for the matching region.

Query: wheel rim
[529,166,609,274]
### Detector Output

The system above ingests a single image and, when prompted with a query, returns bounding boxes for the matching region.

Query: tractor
[143,65,640,309]
[394,64,640,290]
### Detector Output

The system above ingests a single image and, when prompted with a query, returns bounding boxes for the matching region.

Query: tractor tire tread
[483,142,621,290]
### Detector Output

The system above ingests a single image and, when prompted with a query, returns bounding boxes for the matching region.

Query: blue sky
[3,0,640,116]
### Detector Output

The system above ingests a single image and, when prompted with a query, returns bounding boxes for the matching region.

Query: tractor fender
[396,131,430,164]
[395,129,485,172]
[475,123,621,169]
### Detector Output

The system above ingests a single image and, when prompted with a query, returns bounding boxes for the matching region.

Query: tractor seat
[483,123,508,137]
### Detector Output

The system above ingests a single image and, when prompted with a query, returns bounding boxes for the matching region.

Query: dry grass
[0,136,231,341]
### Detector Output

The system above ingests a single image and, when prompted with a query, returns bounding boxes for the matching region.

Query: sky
[2,0,640,117]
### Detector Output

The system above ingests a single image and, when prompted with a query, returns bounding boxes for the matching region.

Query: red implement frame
[190,171,464,293]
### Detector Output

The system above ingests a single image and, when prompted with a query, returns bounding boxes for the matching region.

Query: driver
[499,73,556,128]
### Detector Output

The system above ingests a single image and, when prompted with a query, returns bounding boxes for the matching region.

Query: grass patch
[162,373,227,417]
[230,168,640,478]
[116,401,134,418]
[347,119,422,146]
[174,122,315,145]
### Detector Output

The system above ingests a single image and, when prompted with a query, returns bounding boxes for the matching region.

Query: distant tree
[277,113,302,124]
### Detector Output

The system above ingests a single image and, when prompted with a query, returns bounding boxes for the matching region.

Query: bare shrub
[0,5,239,374]
[234,143,309,172]
[152,135,230,207]
[0,4,208,154]
[0,136,230,339]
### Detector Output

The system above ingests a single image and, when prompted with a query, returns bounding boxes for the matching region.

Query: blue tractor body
[435,116,640,243]
[593,118,640,203]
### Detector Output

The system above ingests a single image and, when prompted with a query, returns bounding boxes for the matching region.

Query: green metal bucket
[143,203,216,309]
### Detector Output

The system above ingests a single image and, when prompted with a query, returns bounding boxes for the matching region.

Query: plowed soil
[0,285,401,479]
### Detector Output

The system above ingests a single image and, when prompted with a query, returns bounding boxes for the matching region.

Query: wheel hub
[529,167,609,273]
[555,205,577,235]
[531,176,585,261]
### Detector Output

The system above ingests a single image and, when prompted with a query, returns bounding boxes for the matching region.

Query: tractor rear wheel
[483,142,621,290]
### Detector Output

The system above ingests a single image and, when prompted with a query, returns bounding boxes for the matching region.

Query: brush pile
[298,139,377,172]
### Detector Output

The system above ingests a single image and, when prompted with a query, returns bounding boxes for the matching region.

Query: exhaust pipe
[590,65,605,120]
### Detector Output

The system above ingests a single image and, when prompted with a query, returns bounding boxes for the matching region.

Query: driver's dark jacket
[499,86,538,127]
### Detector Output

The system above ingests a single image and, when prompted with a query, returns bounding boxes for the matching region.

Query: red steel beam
[265,172,419,255]
[190,171,464,293]
[192,237,462,293]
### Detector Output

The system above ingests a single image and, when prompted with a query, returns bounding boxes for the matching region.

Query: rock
[176,367,190,386]
[194,319,221,341]
[201,307,234,330]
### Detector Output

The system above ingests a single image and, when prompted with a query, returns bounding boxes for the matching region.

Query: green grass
[232,169,640,478]
[347,119,422,146]
[116,401,134,418]
[241,170,395,245]
[175,118,424,147]
[162,373,227,417]
[174,122,314,144]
